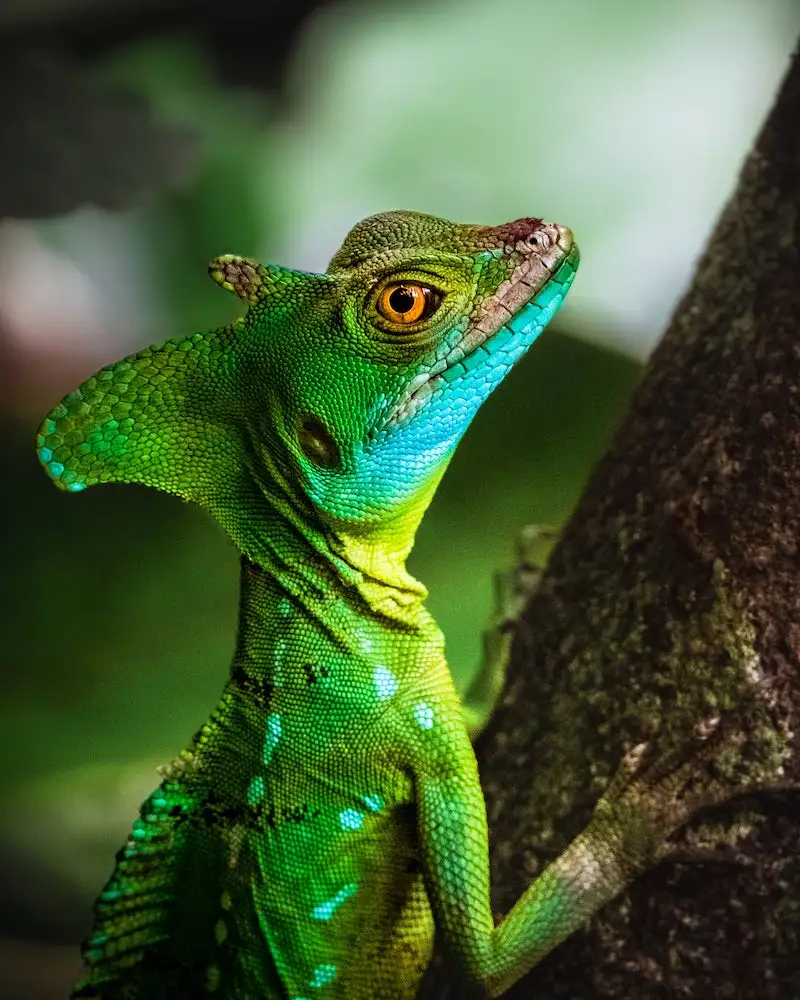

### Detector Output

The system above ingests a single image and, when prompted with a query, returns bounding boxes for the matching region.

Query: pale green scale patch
[224,824,245,868]
[413,701,435,730]
[247,775,265,807]
[262,713,282,764]
[309,964,337,988]
[338,808,364,831]
[311,882,358,920]
[373,665,398,700]
[205,964,221,993]
[273,638,287,684]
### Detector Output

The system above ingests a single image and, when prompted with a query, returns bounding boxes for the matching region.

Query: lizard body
[37,212,698,998]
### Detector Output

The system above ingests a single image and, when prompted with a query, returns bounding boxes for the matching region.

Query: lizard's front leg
[414,714,788,998]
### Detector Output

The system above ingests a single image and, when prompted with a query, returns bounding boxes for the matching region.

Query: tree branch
[424,43,800,1000]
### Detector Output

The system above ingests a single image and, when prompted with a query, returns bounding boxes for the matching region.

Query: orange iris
[376,283,432,324]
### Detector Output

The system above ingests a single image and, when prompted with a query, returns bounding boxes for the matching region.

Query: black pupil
[389,286,418,314]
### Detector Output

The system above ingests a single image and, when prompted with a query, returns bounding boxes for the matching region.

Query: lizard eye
[375,283,441,325]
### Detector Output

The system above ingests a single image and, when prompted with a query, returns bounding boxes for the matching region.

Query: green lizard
[36,211,721,998]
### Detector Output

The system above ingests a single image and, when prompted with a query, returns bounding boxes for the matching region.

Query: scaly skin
[37,212,701,998]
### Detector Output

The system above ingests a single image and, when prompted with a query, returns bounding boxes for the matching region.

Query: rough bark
[423,45,800,1000]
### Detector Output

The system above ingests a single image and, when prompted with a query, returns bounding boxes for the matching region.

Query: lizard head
[37,211,578,572]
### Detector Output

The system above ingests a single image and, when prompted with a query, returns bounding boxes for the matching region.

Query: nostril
[527,229,553,251]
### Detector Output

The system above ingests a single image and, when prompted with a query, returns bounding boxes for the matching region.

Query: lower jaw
[425,249,578,387]
[388,246,580,428]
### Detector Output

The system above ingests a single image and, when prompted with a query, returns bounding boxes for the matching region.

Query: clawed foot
[589,717,798,869]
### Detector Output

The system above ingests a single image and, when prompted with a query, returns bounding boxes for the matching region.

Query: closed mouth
[390,224,578,426]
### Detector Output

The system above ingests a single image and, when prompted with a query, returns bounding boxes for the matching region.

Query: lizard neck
[232,555,442,685]
[230,454,446,678]
[241,431,444,629]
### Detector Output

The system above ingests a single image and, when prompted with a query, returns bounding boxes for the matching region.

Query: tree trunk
[424,44,800,1000]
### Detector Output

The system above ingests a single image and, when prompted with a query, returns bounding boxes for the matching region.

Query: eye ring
[375,282,441,325]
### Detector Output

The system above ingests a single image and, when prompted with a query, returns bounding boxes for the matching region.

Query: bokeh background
[2,0,798,995]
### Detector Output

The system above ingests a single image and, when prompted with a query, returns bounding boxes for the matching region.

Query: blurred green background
[1,0,798,995]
